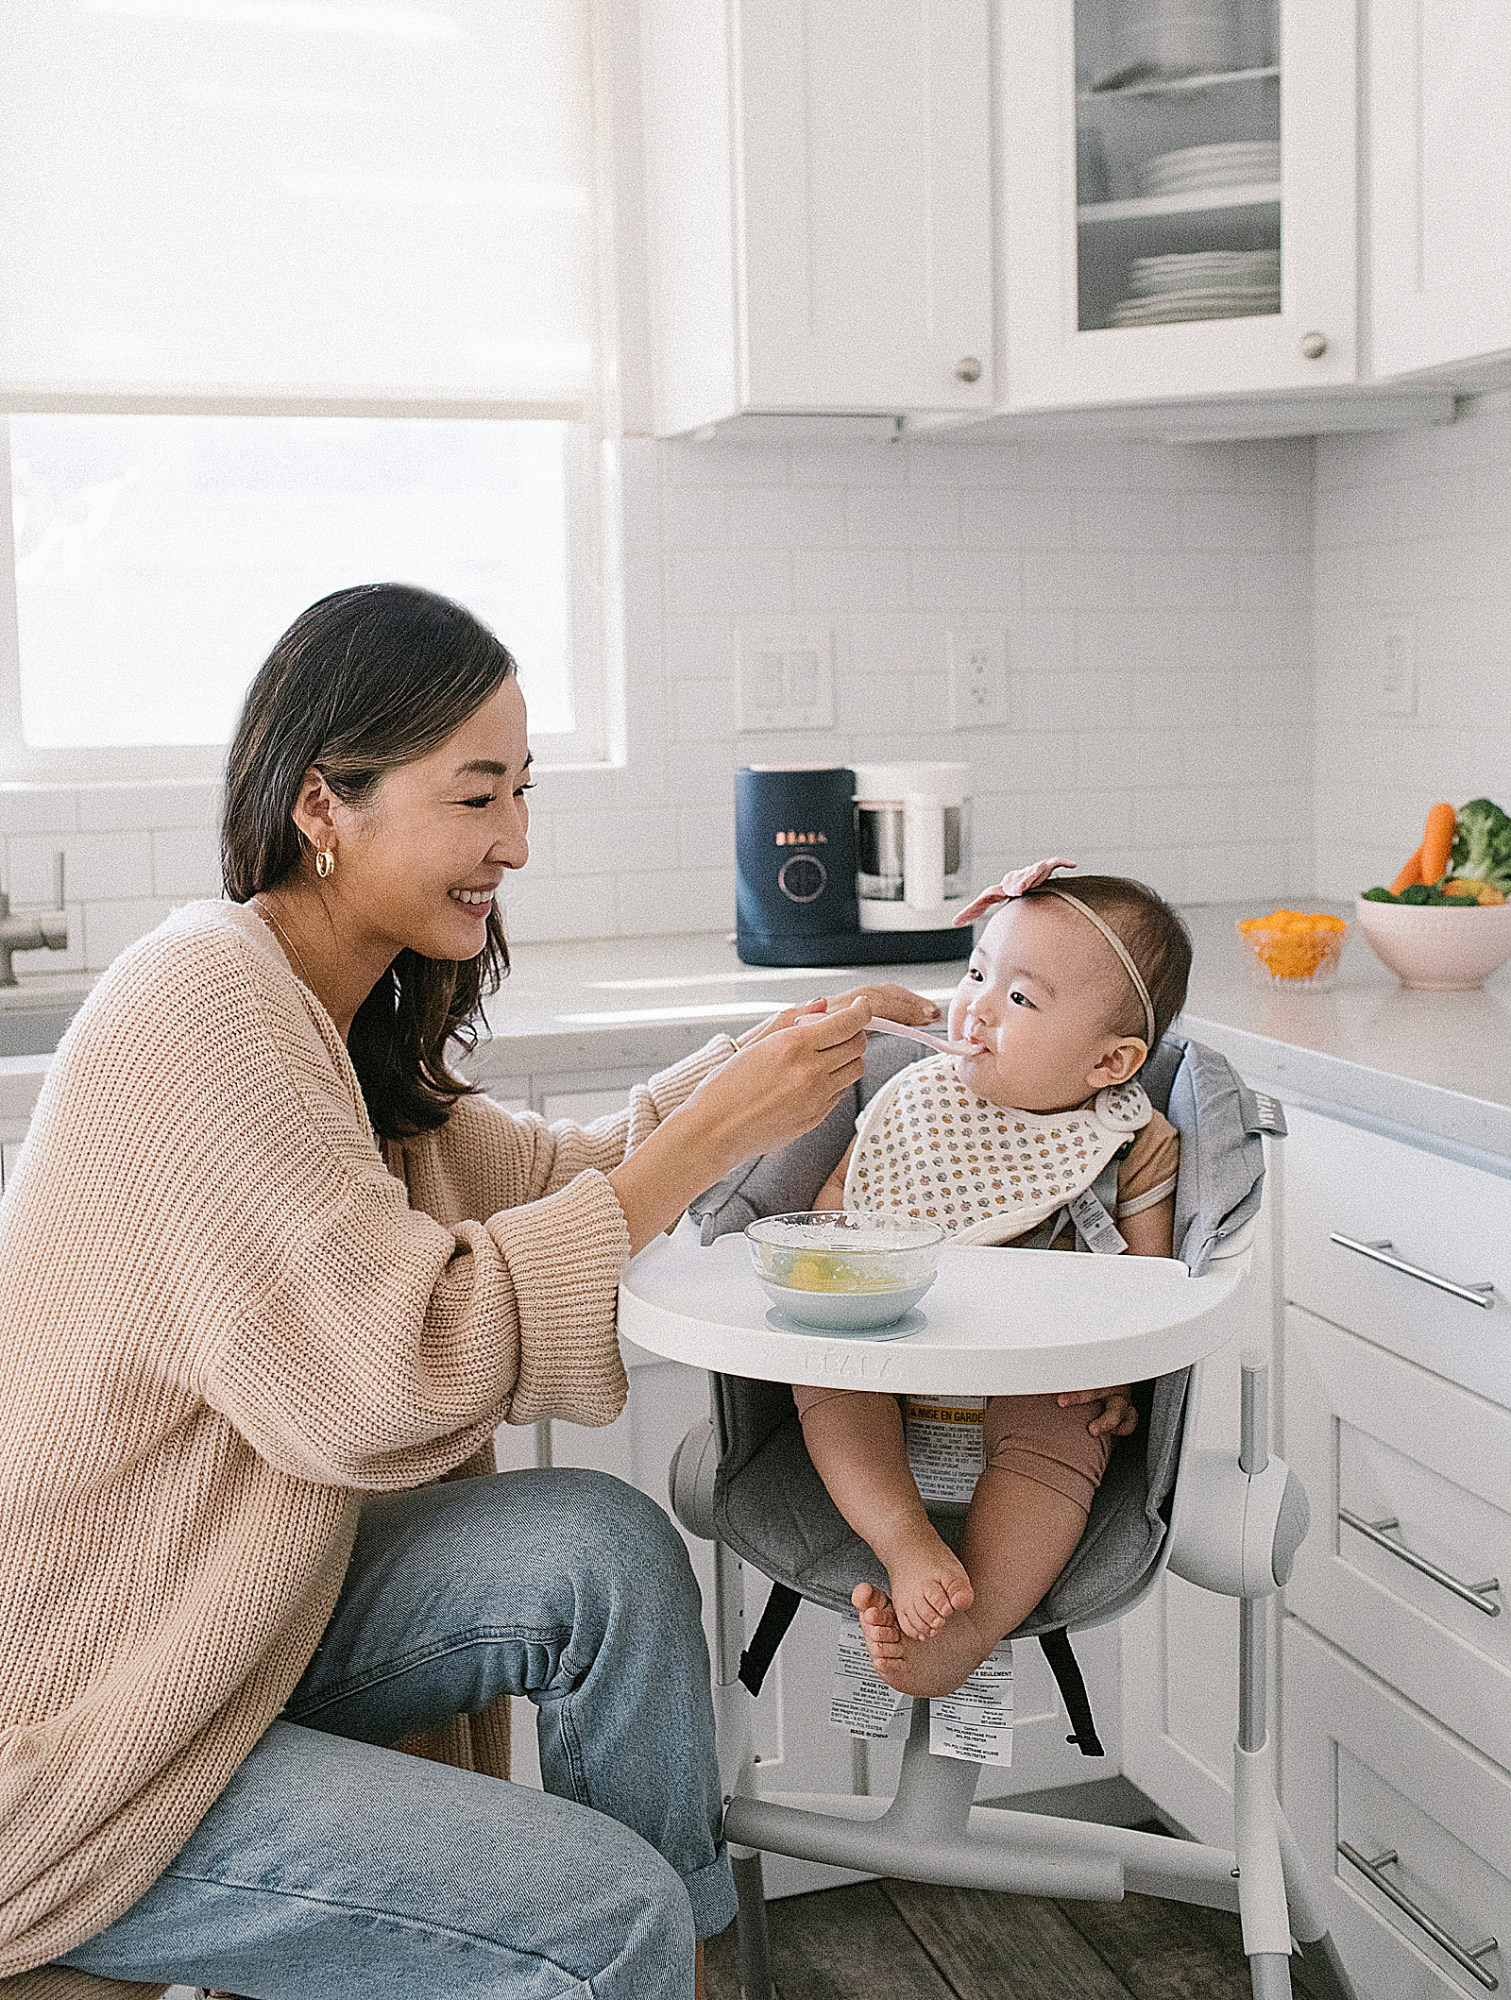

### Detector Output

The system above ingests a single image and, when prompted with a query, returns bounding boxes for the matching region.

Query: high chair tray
[619,1220,1250,1395]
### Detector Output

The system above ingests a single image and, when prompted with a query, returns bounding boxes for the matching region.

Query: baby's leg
[855,1393,1110,1698]
[793,1386,974,1641]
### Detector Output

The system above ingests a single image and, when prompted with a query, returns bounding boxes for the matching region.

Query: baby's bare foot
[852,1581,996,1699]
[876,1531,974,1641]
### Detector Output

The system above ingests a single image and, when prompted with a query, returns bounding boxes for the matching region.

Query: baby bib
[844,1053,1150,1247]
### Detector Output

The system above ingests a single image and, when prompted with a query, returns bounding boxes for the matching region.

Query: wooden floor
[705,1830,1329,2000]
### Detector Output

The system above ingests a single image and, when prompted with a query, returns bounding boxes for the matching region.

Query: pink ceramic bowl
[1354,895,1511,991]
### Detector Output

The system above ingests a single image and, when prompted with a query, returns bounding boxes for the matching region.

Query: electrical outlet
[947,629,1011,730]
[735,624,836,732]
[1374,617,1416,716]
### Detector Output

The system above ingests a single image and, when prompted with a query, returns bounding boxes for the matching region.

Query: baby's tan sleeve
[1116,1112,1180,1219]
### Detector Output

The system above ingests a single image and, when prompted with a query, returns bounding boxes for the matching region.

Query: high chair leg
[731,1851,775,2000]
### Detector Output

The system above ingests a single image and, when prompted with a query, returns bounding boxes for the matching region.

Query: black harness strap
[1038,1627,1105,1757]
[739,1581,803,1696]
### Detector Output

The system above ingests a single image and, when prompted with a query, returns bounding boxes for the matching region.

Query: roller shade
[0,0,596,406]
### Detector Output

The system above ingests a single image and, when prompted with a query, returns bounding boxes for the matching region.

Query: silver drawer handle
[1330,1233,1496,1310]
[1339,1510,1502,1617]
[1339,1842,1500,1988]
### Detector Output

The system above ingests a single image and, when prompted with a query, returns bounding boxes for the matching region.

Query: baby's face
[946,896,1145,1112]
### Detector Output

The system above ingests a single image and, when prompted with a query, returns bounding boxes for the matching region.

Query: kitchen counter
[2,902,1508,1169]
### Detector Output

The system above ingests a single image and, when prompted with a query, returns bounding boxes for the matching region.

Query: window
[1,413,607,778]
[0,0,613,781]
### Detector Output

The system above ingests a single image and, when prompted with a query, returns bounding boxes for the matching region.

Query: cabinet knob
[954,355,983,383]
[1299,330,1328,360]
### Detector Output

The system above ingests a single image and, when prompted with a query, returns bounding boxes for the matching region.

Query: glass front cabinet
[1000,0,1358,409]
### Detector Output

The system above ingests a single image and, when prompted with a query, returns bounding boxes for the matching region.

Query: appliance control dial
[777,854,828,904]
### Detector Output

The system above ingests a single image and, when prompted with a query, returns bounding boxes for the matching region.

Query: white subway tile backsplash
[961,488,1073,550]
[728,484,846,549]
[846,485,959,550]
[1023,549,1130,611]
[152,826,222,900]
[77,781,221,834]
[910,548,1022,612]
[0,787,78,837]
[82,899,174,971]
[664,549,792,618]
[10,832,152,905]
[1314,399,1511,898]
[9,423,1333,983]
[791,548,912,613]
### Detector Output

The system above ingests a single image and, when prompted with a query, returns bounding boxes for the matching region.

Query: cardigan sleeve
[23,913,644,1490]
[206,1017,741,1482]
[208,1162,634,1485]
[399,1033,740,1225]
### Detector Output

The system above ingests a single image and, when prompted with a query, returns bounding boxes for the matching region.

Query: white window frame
[0,0,627,787]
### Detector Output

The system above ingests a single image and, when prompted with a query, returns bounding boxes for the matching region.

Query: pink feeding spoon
[867,1017,977,1059]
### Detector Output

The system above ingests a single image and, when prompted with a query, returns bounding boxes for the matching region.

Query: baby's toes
[948,1575,976,1614]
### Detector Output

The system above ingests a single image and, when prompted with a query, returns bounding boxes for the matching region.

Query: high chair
[618,1035,1363,2000]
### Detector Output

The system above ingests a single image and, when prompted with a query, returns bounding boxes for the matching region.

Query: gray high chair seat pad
[687,1032,1269,1635]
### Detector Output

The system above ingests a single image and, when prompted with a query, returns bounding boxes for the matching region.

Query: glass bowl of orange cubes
[1237,909,1350,991]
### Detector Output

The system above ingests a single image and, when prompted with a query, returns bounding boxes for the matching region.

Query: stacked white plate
[1138,140,1280,199]
[1108,247,1280,327]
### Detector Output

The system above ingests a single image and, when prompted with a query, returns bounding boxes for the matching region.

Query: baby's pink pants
[791,1386,1113,1516]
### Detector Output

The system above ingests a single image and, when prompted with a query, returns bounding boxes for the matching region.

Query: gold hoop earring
[315,847,335,879]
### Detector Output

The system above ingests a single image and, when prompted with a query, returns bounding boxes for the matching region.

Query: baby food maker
[735,762,973,967]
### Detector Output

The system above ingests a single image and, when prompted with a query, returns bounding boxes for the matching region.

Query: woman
[0,584,937,2000]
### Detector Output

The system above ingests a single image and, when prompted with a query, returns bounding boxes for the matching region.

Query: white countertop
[3,902,1509,1166]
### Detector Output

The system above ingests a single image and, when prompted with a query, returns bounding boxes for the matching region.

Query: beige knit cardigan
[0,900,737,2000]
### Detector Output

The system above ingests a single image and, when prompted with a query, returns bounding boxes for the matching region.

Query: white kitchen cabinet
[639,0,996,434]
[1284,1620,1511,2000]
[1365,0,1511,383]
[999,0,1359,411]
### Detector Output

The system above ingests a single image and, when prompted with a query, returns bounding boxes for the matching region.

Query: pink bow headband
[952,858,1157,1047]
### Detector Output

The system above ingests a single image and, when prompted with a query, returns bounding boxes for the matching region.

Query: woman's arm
[607,1002,871,1254]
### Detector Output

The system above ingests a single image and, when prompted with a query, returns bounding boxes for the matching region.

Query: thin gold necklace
[251,893,315,992]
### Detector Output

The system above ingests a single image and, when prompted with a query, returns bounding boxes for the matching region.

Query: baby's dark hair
[1025,875,1192,1055]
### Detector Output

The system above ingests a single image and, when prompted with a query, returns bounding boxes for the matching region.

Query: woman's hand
[736,983,940,1050]
[1057,1384,1139,1439]
[608,1001,872,1256]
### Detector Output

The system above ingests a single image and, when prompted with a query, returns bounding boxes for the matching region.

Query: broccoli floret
[1451,798,1511,891]
[1361,886,1397,902]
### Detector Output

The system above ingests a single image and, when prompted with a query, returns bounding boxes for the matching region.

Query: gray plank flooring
[705,1830,1330,2000]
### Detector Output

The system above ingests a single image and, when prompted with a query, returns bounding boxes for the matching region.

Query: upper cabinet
[639,0,996,434]
[1366,0,1511,382]
[1000,0,1359,410]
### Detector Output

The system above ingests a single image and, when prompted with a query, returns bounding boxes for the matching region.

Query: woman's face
[325,678,533,963]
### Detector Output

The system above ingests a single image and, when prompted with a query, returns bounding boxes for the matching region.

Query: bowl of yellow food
[1237,909,1350,990]
[745,1212,944,1330]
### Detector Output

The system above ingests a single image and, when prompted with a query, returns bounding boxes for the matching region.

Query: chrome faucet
[0,852,68,985]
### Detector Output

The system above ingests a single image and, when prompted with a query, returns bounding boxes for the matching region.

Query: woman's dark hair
[222,582,516,1140]
[1026,874,1192,1054]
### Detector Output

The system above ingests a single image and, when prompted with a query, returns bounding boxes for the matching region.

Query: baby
[796,861,1193,1700]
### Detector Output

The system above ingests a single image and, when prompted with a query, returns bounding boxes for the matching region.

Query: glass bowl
[744,1211,945,1330]
[1236,912,1350,992]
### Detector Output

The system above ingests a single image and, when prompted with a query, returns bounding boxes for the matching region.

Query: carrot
[1390,846,1423,895]
[1420,801,1458,884]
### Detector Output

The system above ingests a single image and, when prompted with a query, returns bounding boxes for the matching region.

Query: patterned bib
[844,1054,1151,1246]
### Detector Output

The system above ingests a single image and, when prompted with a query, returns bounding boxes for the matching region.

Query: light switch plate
[735,624,836,732]
[947,628,1011,730]
[1373,617,1416,716]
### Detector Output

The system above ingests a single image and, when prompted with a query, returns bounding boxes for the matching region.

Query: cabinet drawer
[1284,1306,1511,1772]
[1283,1620,1511,1999]
[1283,1107,1511,1406]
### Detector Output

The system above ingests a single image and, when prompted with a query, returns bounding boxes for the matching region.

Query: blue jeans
[58,1469,737,1998]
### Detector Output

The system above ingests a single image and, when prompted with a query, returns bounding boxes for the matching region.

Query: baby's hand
[1058,1384,1138,1439]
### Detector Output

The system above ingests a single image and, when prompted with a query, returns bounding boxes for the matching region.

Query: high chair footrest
[725,1793,1124,1900]
[725,1793,1244,1914]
